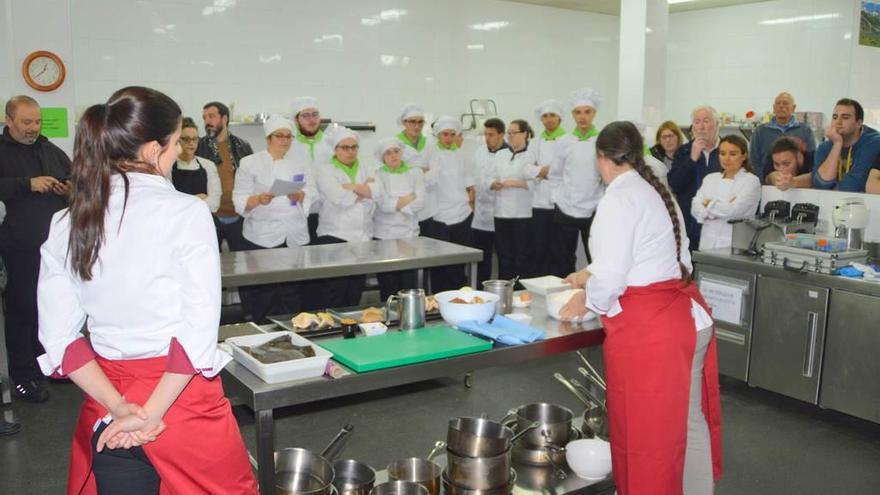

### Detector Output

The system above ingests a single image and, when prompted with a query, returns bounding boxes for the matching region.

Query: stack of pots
[444,417,534,494]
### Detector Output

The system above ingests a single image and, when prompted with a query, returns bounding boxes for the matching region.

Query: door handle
[802,311,818,377]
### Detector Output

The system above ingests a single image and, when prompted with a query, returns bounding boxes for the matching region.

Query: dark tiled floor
[2,344,880,494]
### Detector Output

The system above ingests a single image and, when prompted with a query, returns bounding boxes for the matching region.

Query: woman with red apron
[37,86,257,494]
[560,121,722,494]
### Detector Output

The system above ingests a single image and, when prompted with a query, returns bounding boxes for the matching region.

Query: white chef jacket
[290,132,332,215]
[471,143,511,232]
[556,134,603,219]
[585,170,713,331]
[232,150,316,248]
[428,145,476,226]
[397,133,435,222]
[691,168,762,250]
[644,154,670,188]
[175,156,222,213]
[524,135,566,209]
[373,163,425,239]
[37,173,230,377]
[488,146,533,219]
[316,159,380,242]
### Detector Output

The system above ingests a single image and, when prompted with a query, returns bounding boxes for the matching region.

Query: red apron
[600,279,722,495]
[67,356,258,495]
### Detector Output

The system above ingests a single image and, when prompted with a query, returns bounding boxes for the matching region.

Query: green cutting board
[319,326,492,372]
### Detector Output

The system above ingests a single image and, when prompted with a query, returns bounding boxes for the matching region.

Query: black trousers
[430,216,474,293]
[236,237,304,323]
[529,208,555,278]
[91,422,160,495]
[312,236,365,308]
[552,206,593,277]
[307,213,319,245]
[470,228,496,287]
[0,248,43,383]
[418,218,440,292]
[213,216,245,252]
[493,218,531,283]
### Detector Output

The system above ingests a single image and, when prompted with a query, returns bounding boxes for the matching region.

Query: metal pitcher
[482,280,513,315]
[386,289,426,330]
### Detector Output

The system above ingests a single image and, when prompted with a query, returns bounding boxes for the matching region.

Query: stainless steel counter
[221,299,605,495]
[220,237,483,288]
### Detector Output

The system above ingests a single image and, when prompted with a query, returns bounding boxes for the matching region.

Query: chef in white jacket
[290,96,332,243]
[372,137,425,299]
[172,117,222,213]
[426,116,476,292]
[553,88,604,274]
[232,114,316,322]
[471,118,511,285]
[395,103,437,235]
[525,99,567,277]
[315,126,381,307]
[691,135,762,250]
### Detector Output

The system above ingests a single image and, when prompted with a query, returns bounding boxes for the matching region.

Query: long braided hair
[596,121,691,282]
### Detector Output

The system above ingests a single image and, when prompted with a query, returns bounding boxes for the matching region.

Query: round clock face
[23,51,65,91]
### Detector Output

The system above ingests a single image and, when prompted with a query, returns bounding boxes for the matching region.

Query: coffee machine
[832,197,870,250]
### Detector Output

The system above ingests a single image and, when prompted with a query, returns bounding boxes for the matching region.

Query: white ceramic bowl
[565,439,612,480]
[434,290,500,327]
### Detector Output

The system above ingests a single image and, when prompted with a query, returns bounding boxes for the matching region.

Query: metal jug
[386,289,426,330]
[482,280,513,315]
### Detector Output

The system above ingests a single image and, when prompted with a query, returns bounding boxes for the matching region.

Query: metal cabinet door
[695,266,756,381]
[820,290,880,423]
[749,276,828,404]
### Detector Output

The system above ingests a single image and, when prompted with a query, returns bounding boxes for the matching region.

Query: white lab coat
[472,143,509,231]
[232,150,316,248]
[555,134,603,219]
[585,170,713,330]
[525,135,566,209]
[373,164,426,239]
[289,133,332,215]
[691,168,762,250]
[488,146,532,219]
[397,133,435,222]
[174,156,222,213]
[644,154,670,188]
[428,145,475,226]
[316,159,380,242]
[37,173,230,377]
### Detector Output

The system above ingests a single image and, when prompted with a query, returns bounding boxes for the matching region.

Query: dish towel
[456,315,545,345]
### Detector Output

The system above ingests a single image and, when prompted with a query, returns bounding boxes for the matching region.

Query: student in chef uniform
[559,121,722,495]
[471,118,511,285]
[171,117,222,213]
[290,96,332,243]
[525,99,567,277]
[553,88,604,273]
[426,116,476,292]
[488,119,532,282]
[395,103,436,234]
[37,86,257,494]
[232,114,316,322]
[315,127,381,307]
[691,134,762,251]
[372,137,426,300]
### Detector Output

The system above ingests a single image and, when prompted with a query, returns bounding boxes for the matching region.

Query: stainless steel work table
[220,237,483,289]
[221,300,607,495]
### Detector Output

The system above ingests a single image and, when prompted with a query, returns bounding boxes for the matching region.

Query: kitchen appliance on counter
[832,197,870,250]
[731,201,818,255]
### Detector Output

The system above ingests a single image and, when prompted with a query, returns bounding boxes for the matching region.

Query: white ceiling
[504,0,772,16]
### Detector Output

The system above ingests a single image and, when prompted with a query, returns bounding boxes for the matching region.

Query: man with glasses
[813,98,880,192]
[196,101,254,250]
[289,96,331,243]
[395,103,437,238]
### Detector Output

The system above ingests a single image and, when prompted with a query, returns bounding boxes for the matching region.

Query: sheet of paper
[268,179,305,196]
[698,279,744,325]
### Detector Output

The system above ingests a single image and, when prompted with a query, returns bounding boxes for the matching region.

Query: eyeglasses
[179,137,199,144]
[336,144,359,152]
[270,133,294,140]
[506,131,525,137]
[404,119,425,125]
[299,111,320,120]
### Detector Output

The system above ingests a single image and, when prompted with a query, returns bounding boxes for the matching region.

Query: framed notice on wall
[861,2,880,48]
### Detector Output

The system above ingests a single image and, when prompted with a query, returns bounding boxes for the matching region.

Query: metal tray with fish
[329,304,442,326]
[268,311,343,338]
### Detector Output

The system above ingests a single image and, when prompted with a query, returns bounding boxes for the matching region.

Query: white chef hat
[397,102,426,125]
[374,137,403,163]
[263,114,294,137]
[568,88,602,111]
[534,99,564,121]
[325,126,359,149]
[292,96,319,116]
[432,115,462,136]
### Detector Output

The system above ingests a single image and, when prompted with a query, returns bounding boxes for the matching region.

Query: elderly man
[196,101,254,250]
[669,105,722,251]
[813,98,880,192]
[0,95,71,403]
[749,92,816,180]
[290,96,331,243]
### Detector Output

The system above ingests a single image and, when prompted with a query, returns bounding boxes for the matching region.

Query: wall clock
[22,50,66,92]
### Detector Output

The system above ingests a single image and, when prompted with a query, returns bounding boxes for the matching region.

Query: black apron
[171,159,209,196]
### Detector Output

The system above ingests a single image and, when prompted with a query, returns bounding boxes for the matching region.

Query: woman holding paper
[232,114,317,321]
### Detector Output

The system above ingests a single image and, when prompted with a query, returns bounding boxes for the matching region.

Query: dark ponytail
[596,121,691,282]
[68,86,181,280]
[510,119,534,147]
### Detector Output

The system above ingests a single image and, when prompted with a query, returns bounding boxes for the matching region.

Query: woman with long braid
[560,121,722,495]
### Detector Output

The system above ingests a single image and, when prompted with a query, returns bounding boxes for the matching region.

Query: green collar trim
[436,141,459,151]
[541,126,567,141]
[572,125,598,141]
[331,156,359,183]
[643,144,651,156]
[396,131,425,152]
[297,129,324,160]
[381,161,412,174]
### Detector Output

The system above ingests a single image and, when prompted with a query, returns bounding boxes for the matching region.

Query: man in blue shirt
[813,98,880,192]
[749,92,816,180]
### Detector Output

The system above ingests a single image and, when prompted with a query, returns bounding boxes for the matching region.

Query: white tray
[226,331,332,384]
[520,275,570,297]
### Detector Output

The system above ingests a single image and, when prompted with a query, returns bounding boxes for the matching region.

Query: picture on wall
[861,1,880,47]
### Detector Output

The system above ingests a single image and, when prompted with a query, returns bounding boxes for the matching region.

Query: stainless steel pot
[446,417,538,458]
[275,425,354,495]
[506,403,573,448]
[441,469,516,495]
[332,459,375,495]
[445,448,511,490]
[386,288,426,330]
[387,442,445,495]
[370,481,428,495]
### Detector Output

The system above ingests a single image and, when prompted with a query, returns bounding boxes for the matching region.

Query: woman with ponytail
[37,86,257,494]
[559,121,722,495]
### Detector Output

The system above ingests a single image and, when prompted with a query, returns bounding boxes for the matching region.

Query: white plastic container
[565,439,612,480]
[226,331,332,384]
[358,322,388,336]
[519,275,570,297]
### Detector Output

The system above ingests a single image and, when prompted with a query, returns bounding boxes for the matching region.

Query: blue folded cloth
[456,315,545,345]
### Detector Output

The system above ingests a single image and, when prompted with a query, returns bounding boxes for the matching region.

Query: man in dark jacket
[668,105,722,251]
[196,101,253,250]
[0,95,71,403]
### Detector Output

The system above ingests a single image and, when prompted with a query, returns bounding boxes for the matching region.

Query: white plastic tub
[519,275,570,297]
[226,331,332,384]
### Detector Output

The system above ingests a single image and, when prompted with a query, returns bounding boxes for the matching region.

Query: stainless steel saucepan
[275,424,354,495]
[446,417,538,458]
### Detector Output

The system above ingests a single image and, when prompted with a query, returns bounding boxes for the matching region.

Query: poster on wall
[861,1,880,47]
